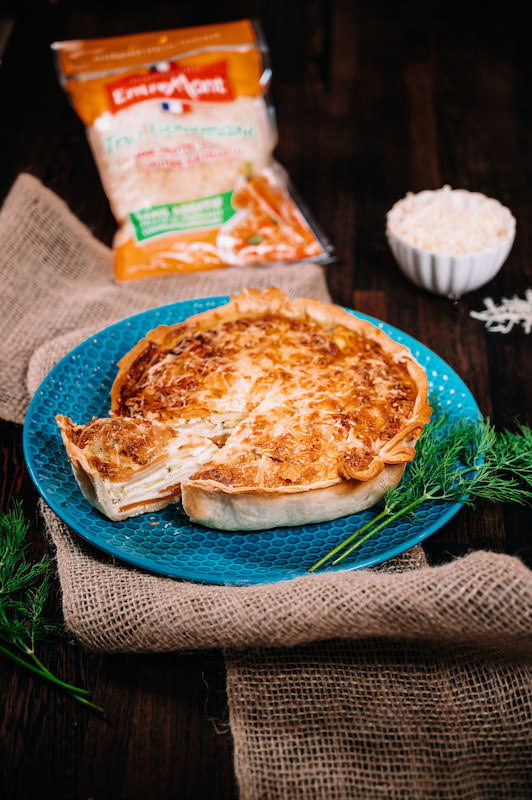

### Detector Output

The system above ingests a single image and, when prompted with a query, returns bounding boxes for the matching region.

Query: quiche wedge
[78,286,432,530]
[56,416,219,522]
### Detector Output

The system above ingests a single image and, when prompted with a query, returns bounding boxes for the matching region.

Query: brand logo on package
[106,61,234,112]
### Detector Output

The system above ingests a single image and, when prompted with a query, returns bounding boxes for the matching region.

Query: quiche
[56,288,431,529]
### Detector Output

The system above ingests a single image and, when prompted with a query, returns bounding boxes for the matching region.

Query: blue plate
[23,296,479,585]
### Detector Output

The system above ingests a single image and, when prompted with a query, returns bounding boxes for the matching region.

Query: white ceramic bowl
[385,188,516,297]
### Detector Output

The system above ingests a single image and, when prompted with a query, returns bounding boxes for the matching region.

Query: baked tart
[65,287,432,529]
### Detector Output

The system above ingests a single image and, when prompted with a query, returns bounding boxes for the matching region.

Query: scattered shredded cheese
[387,185,515,255]
[470,290,532,333]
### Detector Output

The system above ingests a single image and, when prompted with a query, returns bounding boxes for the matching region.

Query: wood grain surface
[1,1,531,798]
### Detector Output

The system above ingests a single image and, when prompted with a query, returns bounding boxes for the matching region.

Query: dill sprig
[0,503,103,712]
[308,402,532,572]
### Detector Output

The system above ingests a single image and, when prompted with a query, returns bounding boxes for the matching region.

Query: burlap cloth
[2,174,531,798]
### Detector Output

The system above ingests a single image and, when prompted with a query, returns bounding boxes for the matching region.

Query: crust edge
[181,463,406,531]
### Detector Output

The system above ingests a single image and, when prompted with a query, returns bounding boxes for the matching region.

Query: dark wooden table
[1,1,531,798]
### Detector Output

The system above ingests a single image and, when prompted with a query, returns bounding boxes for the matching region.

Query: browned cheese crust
[108,288,431,529]
[57,415,175,481]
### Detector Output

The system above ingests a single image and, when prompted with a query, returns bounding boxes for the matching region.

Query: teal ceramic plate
[23,296,479,585]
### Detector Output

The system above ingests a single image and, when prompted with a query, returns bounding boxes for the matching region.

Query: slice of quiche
[56,416,219,521]
[94,287,432,529]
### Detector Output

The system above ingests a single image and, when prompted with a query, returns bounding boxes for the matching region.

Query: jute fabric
[227,641,532,800]
[2,174,532,799]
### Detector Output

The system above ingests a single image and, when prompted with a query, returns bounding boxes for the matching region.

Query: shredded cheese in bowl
[385,187,516,297]
[386,186,515,255]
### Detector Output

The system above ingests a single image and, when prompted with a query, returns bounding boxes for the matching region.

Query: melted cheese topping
[58,416,176,480]
[112,314,419,489]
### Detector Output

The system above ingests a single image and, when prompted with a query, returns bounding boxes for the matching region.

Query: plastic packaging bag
[53,20,333,279]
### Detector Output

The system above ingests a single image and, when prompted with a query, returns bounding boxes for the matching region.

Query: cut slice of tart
[56,415,219,521]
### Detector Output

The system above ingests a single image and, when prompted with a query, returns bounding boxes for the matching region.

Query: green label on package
[130,191,236,241]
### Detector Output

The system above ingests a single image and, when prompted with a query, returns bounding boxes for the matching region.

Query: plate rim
[23,295,479,585]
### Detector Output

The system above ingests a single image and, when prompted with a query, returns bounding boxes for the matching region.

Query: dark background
[1,1,531,798]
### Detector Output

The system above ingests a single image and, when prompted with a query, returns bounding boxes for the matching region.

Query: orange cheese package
[52,20,333,279]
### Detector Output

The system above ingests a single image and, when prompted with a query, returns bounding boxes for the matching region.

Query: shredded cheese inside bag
[53,20,332,279]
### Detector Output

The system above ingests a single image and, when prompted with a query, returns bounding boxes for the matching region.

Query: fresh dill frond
[308,401,532,572]
[0,502,102,712]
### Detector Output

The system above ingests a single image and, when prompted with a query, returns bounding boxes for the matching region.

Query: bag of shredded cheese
[53,20,332,279]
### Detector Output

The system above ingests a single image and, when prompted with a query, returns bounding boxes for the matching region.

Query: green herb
[0,503,103,712]
[308,401,532,572]
[247,234,263,245]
